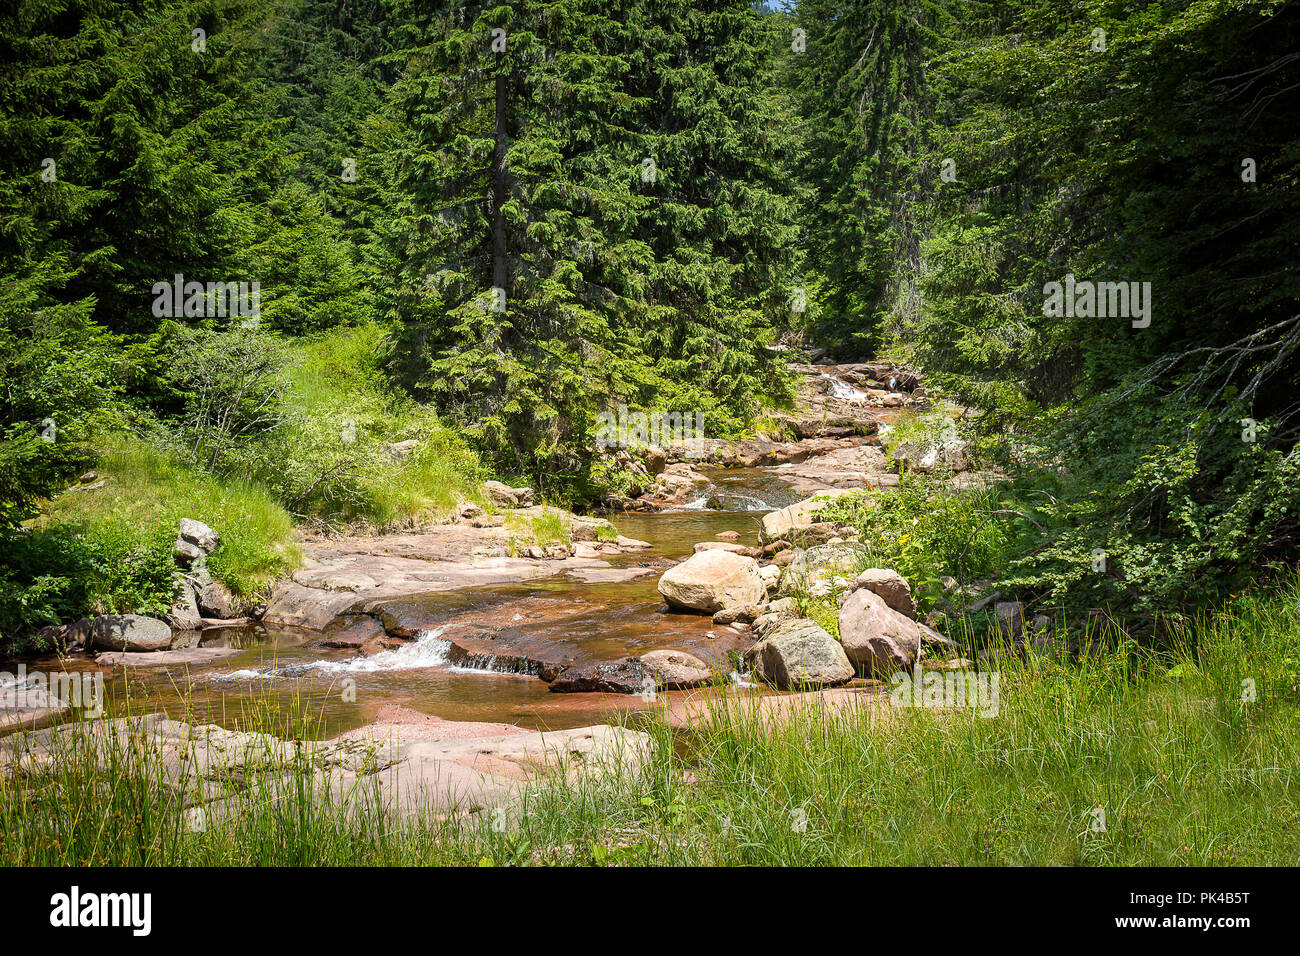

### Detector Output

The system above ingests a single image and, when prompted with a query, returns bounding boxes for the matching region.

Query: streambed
[36,469,813,738]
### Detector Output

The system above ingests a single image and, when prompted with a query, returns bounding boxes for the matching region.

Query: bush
[821,472,1018,611]
[262,324,483,528]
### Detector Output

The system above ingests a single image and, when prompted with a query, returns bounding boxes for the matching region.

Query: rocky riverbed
[3,360,995,816]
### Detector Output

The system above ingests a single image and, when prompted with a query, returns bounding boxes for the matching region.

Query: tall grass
[3,580,1297,865]
[43,438,298,602]
[274,324,483,528]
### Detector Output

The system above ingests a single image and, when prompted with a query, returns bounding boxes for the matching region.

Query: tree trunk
[492,72,508,297]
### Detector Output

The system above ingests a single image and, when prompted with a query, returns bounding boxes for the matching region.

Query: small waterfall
[214,627,453,680]
[679,488,773,512]
[819,372,869,402]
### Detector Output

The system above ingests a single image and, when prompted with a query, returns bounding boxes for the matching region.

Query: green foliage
[267,324,484,527]
[0,277,122,528]
[372,0,803,492]
[43,438,299,605]
[822,473,1015,610]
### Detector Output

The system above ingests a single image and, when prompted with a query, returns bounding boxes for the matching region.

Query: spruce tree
[376,0,803,489]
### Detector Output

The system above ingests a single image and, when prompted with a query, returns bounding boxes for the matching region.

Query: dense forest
[2,0,1298,648]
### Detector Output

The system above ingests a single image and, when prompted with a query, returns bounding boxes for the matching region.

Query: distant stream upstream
[45,466,813,738]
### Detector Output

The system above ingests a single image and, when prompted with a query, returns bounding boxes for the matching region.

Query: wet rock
[316,616,386,650]
[96,646,243,668]
[771,549,796,567]
[657,550,766,614]
[762,539,791,556]
[838,589,926,676]
[548,658,647,694]
[263,582,360,630]
[743,619,854,690]
[360,633,407,657]
[639,649,714,690]
[853,569,916,620]
[712,604,762,626]
[641,464,711,508]
[91,614,172,653]
[715,530,741,542]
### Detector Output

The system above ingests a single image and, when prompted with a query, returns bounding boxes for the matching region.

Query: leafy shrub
[821,472,1016,611]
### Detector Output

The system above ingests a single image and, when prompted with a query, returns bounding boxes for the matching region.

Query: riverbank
[4,576,1297,866]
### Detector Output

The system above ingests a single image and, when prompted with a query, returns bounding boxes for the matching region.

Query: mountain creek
[7,362,979,740]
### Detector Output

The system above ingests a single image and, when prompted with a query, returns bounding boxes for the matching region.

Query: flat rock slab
[664,684,892,731]
[0,712,651,820]
[95,647,244,668]
[335,705,528,743]
[270,550,628,631]
[562,565,661,585]
[0,679,71,735]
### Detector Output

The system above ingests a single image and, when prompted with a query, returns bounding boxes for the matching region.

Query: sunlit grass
[43,437,298,602]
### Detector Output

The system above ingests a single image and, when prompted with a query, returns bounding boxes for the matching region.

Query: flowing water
[41,466,815,737]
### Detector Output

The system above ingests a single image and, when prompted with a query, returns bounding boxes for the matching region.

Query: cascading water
[215,626,453,680]
[819,371,869,402]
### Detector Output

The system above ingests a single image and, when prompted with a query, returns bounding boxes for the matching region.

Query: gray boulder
[91,615,172,652]
[178,518,220,553]
[743,619,854,690]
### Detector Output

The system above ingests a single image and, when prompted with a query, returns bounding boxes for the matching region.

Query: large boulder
[196,580,236,619]
[481,480,535,508]
[91,615,172,653]
[743,619,854,690]
[759,490,855,544]
[639,650,714,690]
[657,550,766,614]
[837,588,927,675]
[853,569,916,620]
